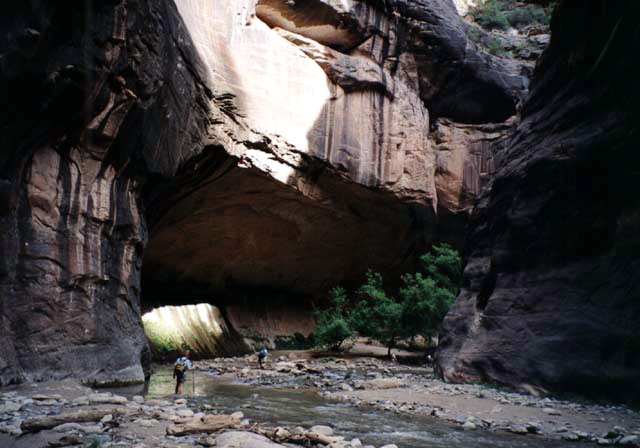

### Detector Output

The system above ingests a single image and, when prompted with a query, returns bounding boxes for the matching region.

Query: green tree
[419,243,463,293]
[314,287,354,350]
[313,244,462,356]
[350,271,403,356]
[399,243,462,346]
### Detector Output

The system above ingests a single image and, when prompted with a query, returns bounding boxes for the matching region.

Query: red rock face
[0,0,212,385]
[436,0,640,403]
[0,0,526,386]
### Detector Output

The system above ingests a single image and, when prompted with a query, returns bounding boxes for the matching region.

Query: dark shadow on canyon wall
[0,0,219,386]
[436,0,640,404]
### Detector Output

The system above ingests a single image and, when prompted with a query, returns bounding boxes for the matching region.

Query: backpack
[174,358,187,375]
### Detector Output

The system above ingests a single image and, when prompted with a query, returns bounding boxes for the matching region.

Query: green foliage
[473,0,551,32]
[418,243,463,293]
[487,37,507,57]
[473,0,509,31]
[314,244,462,355]
[507,5,549,27]
[399,243,462,344]
[143,320,182,353]
[350,272,403,354]
[314,318,352,351]
[314,287,354,350]
[466,26,483,44]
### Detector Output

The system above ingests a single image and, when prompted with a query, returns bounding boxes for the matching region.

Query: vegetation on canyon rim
[471,0,553,31]
[314,244,462,354]
[466,0,554,58]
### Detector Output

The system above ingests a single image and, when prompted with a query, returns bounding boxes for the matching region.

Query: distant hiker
[424,346,436,366]
[257,347,268,369]
[174,350,192,395]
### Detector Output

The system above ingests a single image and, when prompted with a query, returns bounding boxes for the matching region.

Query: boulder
[217,431,288,448]
[310,425,334,436]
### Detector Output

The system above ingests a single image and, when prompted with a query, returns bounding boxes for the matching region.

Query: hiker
[257,347,268,369]
[173,350,192,395]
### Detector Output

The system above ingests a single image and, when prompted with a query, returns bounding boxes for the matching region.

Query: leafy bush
[313,244,462,355]
[399,244,462,345]
[274,332,314,350]
[507,5,549,27]
[487,37,507,57]
[466,26,483,44]
[314,318,352,351]
[314,287,354,350]
[143,320,183,353]
[350,272,403,356]
[473,0,509,31]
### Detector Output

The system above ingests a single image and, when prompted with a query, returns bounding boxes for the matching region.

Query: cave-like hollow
[138,147,444,358]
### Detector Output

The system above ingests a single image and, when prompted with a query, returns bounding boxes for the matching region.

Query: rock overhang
[0,0,527,385]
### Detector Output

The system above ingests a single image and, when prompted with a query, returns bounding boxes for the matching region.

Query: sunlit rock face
[171,0,433,193]
[436,0,640,403]
[143,0,523,298]
[0,0,524,385]
[142,304,249,358]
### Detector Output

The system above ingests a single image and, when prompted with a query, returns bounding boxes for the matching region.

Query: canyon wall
[0,0,524,385]
[436,0,640,402]
[142,304,250,359]
[141,0,527,299]
[0,0,214,385]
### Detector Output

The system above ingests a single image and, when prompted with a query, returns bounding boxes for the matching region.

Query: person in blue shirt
[257,347,268,369]
[173,350,192,395]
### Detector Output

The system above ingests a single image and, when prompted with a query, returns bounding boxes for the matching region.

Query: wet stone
[310,425,334,436]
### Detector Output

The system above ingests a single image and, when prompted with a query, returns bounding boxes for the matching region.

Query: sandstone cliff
[0,0,525,385]
[436,0,640,403]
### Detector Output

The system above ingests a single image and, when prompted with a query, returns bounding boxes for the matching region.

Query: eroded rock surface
[436,0,640,403]
[0,0,525,385]
[142,304,250,358]
[0,0,213,385]
[143,0,523,299]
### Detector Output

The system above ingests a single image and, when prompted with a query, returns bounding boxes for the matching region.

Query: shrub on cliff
[143,320,184,354]
[473,0,509,31]
[507,5,549,27]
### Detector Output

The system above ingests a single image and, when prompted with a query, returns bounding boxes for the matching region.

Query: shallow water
[113,367,588,448]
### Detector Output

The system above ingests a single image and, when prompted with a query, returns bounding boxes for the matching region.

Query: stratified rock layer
[142,0,522,298]
[437,0,640,402]
[0,0,524,385]
[0,0,213,385]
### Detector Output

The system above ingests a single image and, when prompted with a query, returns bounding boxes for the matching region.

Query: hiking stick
[192,369,195,395]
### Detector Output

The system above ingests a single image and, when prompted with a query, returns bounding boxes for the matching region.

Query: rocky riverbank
[0,380,386,448]
[200,353,640,446]
[0,353,638,448]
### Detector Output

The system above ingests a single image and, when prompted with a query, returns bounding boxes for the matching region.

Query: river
[112,367,590,448]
